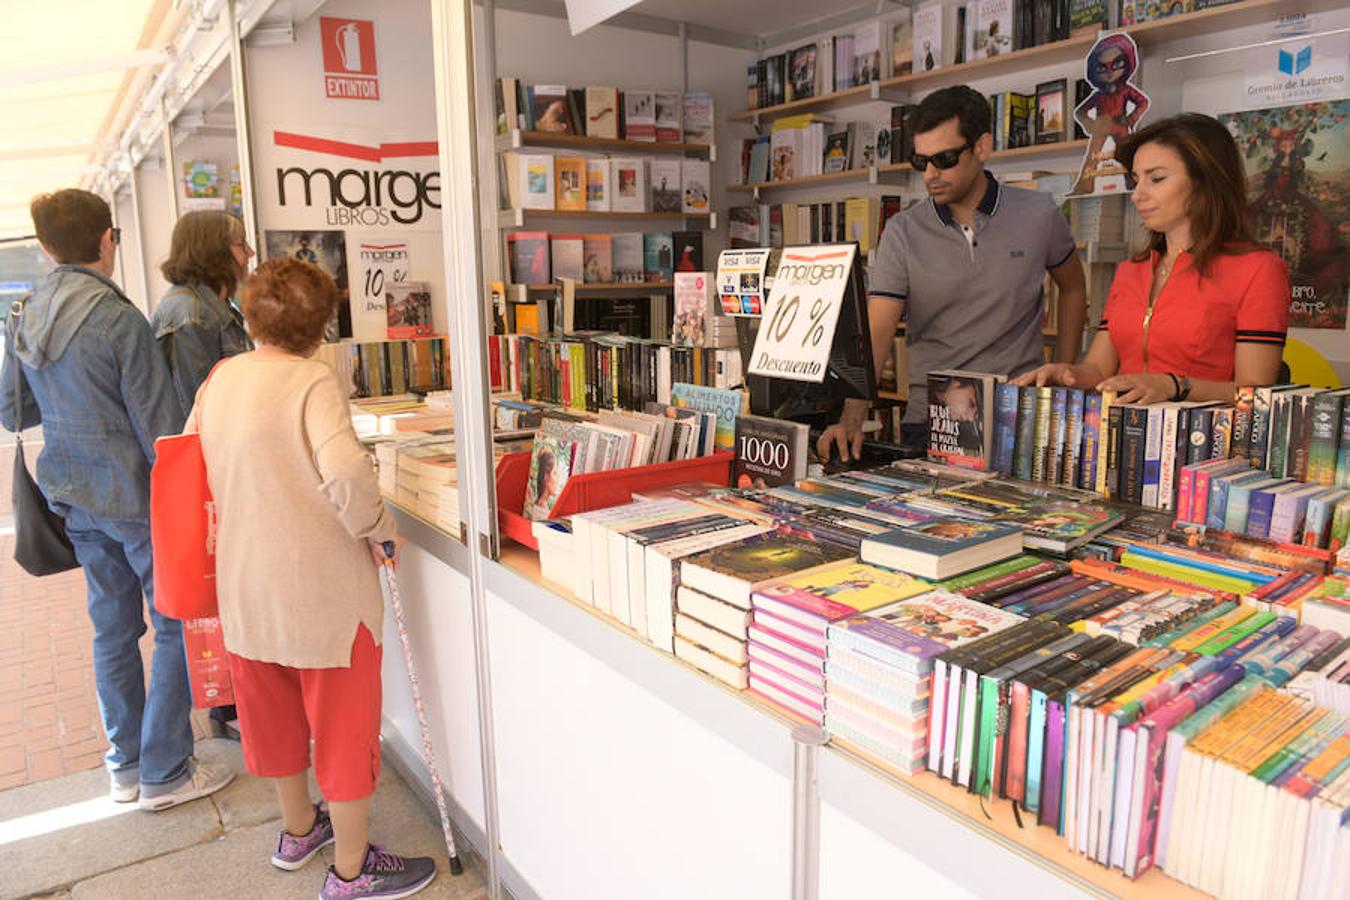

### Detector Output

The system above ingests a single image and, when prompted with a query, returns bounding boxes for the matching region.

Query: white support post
[429,1,504,898]
[227,0,261,265]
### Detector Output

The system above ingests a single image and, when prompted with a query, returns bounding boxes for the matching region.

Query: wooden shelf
[727,82,877,124]
[889,33,1099,92]
[509,282,674,293]
[728,164,908,195]
[498,129,714,157]
[729,0,1295,125]
[499,208,715,227]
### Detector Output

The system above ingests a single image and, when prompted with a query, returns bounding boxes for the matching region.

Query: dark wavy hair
[1115,112,1255,277]
[160,211,244,298]
[909,85,992,145]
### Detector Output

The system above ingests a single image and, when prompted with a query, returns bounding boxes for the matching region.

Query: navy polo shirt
[870,172,1076,423]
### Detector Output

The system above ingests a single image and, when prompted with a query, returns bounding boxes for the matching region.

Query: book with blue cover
[860,519,1023,580]
[1014,386,1038,481]
[1061,388,1085,489]
[1080,392,1102,491]
[669,382,747,451]
[992,382,1019,476]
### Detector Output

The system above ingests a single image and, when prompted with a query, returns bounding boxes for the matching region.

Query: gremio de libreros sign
[269,130,440,227]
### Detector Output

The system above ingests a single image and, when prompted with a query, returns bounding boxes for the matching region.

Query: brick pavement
[1,443,209,792]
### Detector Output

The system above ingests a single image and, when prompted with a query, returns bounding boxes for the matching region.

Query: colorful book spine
[1062,389,1085,489]
[1247,481,1294,539]
[992,382,1019,476]
[1032,386,1053,483]
[1186,406,1215,467]
[1081,392,1102,492]
[1142,406,1164,508]
[1302,489,1348,548]
[1230,386,1255,462]
[1210,408,1233,460]
[1267,392,1295,478]
[1176,464,1197,524]
[1307,392,1343,486]
[1013,386,1038,481]
[1120,406,1149,506]
[1048,387,1068,485]
[1158,405,1180,512]
[1095,390,1116,497]
[1337,402,1350,487]
[1249,385,1278,469]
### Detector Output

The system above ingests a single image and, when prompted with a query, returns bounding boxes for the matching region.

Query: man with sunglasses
[818,85,1086,461]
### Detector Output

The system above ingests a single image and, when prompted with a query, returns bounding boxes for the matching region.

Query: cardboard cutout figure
[1070,33,1151,196]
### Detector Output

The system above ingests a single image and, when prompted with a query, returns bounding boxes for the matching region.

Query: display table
[381,505,1206,900]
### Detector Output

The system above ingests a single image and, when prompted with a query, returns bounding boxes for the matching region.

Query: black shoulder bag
[6,299,80,575]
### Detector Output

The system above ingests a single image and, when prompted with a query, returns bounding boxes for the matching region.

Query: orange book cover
[555,156,586,210]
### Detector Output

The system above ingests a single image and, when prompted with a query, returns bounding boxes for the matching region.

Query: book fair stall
[77,0,1350,897]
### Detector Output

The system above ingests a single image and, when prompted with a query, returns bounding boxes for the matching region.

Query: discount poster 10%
[748,244,856,383]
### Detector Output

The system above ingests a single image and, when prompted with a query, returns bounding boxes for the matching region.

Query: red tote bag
[150,362,227,621]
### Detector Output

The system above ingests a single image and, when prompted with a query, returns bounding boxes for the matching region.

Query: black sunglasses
[910,142,972,172]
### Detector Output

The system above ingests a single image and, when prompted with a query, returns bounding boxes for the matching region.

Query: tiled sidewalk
[1,442,208,791]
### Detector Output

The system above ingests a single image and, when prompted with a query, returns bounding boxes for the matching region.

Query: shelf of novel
[499,208,716,228]
[729,0,1289,126]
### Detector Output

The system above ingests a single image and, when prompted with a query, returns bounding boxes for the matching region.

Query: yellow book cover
[1095,389,1116,496]
[555,156,586,211]
[515,304,540,335]
[755,560,931,619]
[844,196,880,252]
[1189,688,1280,758]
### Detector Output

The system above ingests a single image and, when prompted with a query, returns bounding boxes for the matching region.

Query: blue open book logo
[1277,45,1312,75]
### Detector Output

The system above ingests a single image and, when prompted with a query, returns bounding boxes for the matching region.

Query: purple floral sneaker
[272,804,335,871]
[319,844,437,900]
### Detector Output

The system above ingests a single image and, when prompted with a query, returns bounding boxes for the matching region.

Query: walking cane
[379,541,464,876]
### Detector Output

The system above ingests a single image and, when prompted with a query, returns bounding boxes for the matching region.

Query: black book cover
[1119,405,1149,505]
[1289,393,1317,481]
[1188,406,1215,466]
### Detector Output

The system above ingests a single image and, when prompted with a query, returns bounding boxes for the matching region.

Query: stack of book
[749,560,932,724]
[674,531,855,689]
[726,196,904,254]
[827,589,1025,773]
[495,81,712,146]
[747,21,887,109]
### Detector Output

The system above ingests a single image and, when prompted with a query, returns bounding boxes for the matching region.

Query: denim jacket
[0,265,182,520]
[149,282,253,418]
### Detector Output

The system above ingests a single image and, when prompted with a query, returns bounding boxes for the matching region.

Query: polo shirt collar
[932,171,1002,227]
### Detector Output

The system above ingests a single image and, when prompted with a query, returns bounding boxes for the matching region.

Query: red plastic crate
[496,450,735,550]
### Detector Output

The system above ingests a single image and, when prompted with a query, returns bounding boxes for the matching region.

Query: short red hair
[241,259,338,354]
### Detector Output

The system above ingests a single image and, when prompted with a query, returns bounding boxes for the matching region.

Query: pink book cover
[752,608,826,650]
[749,676,824,716]
[748,639,824,684]
[1176,466,1195,523]
[749,655,824,700]
[748,623,825,669]
[754,583,860,621]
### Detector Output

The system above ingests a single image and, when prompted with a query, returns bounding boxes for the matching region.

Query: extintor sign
[320,17,379,101]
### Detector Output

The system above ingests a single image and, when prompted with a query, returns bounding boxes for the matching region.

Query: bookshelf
[728,0,1292,125]
[497,128,716,159]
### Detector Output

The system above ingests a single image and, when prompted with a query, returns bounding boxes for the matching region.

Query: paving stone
[70,767,485,900]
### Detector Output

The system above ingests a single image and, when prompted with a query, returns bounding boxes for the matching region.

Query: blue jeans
[65,508,193,788]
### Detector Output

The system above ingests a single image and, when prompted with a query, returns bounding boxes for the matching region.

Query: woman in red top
[1016,113,1290,403]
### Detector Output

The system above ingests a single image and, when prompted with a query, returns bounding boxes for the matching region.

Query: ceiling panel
[0,0,164,239]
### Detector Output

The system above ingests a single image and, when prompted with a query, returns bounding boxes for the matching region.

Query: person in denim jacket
[0,189,233,809]
[149,211,255,740]
[150,210,255,418]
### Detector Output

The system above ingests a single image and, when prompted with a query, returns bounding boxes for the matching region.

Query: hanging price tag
[748,244,856,383]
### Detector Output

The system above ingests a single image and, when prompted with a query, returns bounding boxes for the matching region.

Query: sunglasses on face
[1094,56,1128,73]
[910,142,972,172]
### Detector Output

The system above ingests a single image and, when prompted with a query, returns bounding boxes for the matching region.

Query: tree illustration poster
[1219,100,1348,330]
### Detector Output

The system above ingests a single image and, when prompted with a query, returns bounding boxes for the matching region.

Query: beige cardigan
[185,353,397,668]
